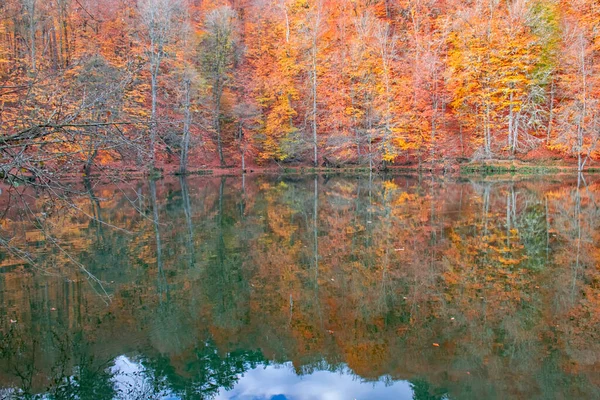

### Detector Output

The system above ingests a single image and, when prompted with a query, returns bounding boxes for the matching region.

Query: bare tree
[350,12,378,169]
[375,19,397,166]
[21,0,37,72]
[554,27,599,172]
[180,72,193,174]
[233,102,259,173]
[201,6,237,167]
[303,0,323,167]
[138,0,183,170]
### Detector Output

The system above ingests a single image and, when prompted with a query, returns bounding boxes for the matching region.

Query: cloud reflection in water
[215,362,414,400]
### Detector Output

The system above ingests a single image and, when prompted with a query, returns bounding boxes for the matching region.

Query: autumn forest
[1,0,600,178]
[3,0,600,398]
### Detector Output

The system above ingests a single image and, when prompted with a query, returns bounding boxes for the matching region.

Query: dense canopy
[1,0,600,177]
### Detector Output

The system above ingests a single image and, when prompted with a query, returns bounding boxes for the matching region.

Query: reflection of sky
[215,362,414,400]
[111,357,414,400]
[112,355,177,399]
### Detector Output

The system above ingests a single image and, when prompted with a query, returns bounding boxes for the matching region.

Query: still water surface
[0,174,598,399]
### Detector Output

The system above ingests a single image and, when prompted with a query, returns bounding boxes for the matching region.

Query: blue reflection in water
[111,356,414,400]
[215,362,414,400]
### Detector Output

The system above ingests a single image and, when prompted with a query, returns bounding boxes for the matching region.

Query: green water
[0,174,598,399]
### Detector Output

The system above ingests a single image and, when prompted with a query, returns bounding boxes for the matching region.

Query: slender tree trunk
[214,83,225,166]
[311,41,318,167]
[484,101,491,157]
[238,121,246,172]
[578,34,587,172]
[430,77,439,162]
[59,0,70,67]
[508,92,514,155]
[513,112,519,154]
[309,3,321,167]
[27,0,37,73]
[547,79,554,141]
[150,59,160,170]
[180,77,192,174]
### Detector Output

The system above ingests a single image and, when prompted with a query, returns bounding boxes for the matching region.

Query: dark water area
[0,174,598,399]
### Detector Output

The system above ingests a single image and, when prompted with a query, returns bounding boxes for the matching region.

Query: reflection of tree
[140,340,264,399]
[180,176,195,269]
[84,177,105,245]
[206,176,251,331]
[48,345,116,400]
[517,203,547,271]
[1,176,600,399]
[410,379,448,400]
[150,179,168,303]
[0,327,117,399]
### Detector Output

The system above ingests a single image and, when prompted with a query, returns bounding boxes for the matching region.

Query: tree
[138,0,184,170]
[21,0,37,72]
[448,0,552,159]
[374,19,398,165]
[304,0,323,167]
[347,11,380,168]
[201,6,237,167]
[179,68,194,174]
[551,0,600,171]
[246,0,301,162]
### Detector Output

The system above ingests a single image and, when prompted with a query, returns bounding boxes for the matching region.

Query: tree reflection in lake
[0,174,598,399]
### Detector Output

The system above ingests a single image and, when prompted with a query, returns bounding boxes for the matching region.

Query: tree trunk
[180,78,192,174]
[547,79,554,141]
[27,0,37,73]
[150,59,160,170]
[215,101,225,167]
[312,45,318,167]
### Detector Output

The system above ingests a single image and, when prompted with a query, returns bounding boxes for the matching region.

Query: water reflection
[214,362,415,400]
[0,174,598,399]
[109,357,416,400]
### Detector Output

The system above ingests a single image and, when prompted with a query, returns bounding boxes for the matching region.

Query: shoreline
[4,161,597,187]
[167,161,597,178]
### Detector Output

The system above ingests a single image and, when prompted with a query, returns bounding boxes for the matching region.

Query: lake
[0,174,598,399]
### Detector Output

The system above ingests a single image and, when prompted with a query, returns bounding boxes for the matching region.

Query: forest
[0,0,599,179]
